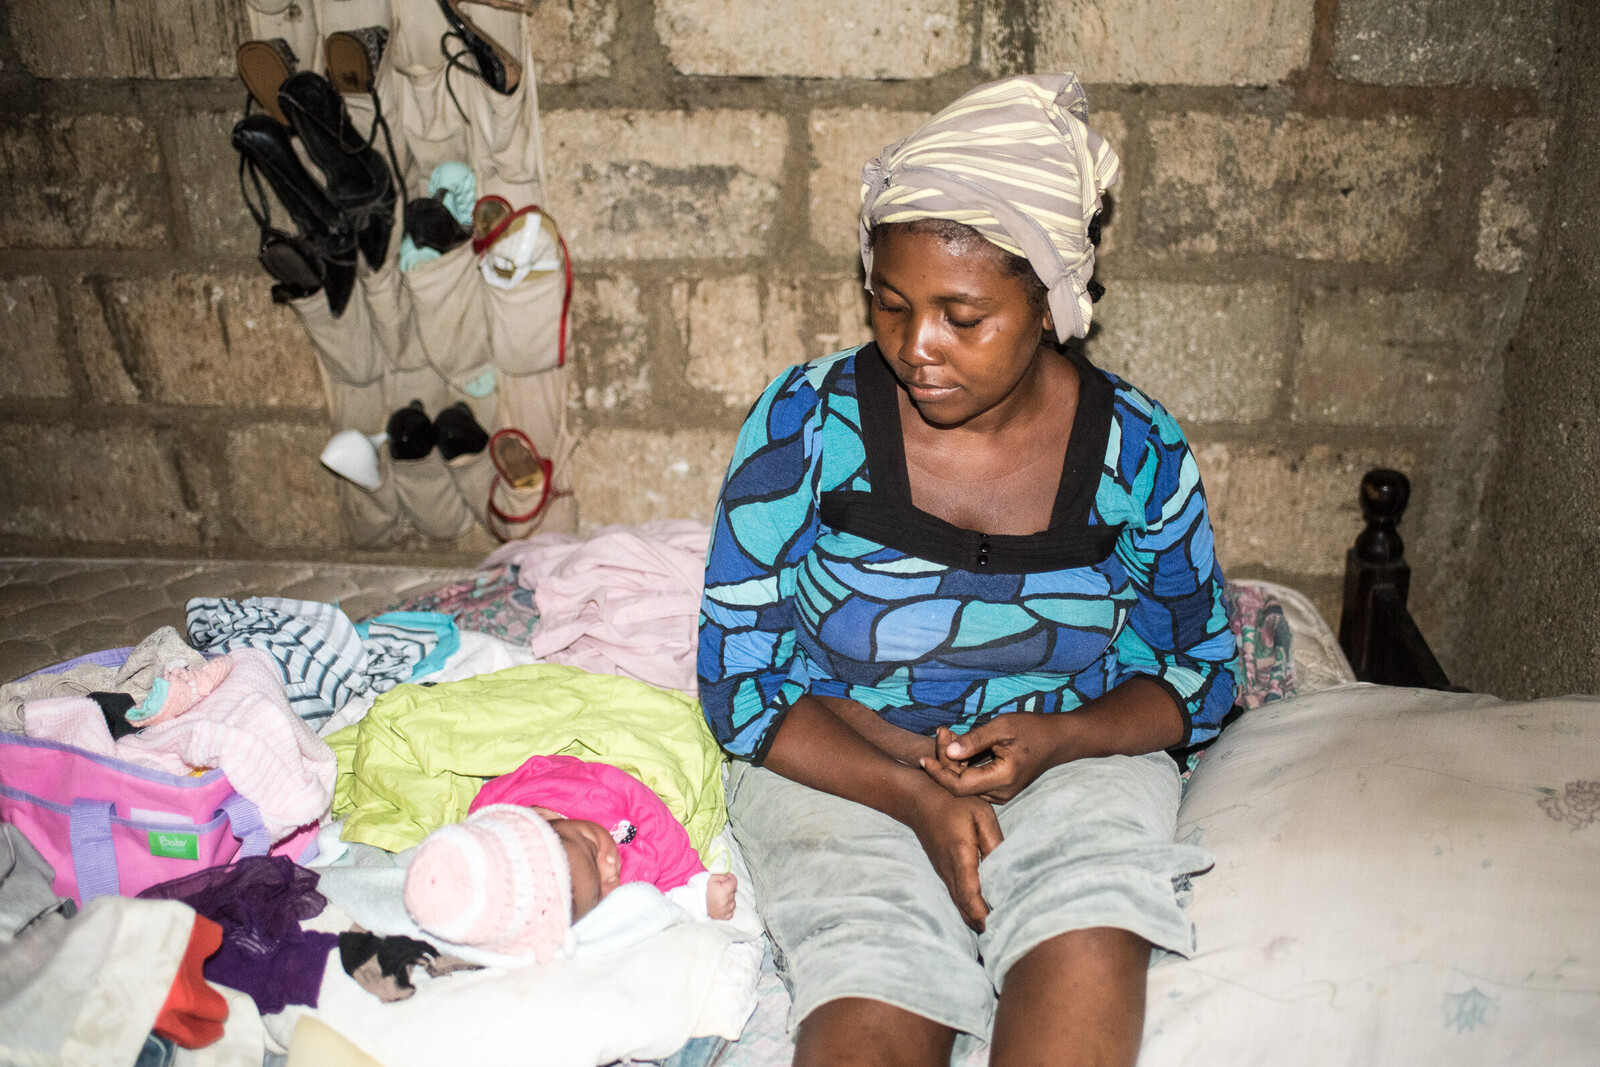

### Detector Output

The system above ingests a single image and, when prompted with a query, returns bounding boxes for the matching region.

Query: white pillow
[1142,684,1600,1065]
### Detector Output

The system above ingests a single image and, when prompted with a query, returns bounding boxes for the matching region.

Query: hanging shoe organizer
[244,0,577,546]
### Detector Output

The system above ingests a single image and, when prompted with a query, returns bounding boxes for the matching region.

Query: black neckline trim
[820,343,1121,573]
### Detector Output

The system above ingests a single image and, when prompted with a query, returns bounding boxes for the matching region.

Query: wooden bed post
[1339,469,1454,689]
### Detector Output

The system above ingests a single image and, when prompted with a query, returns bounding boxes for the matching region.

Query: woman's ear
[1042,308,1054,336]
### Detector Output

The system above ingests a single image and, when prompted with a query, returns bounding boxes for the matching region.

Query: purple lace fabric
[139,855,338,1014]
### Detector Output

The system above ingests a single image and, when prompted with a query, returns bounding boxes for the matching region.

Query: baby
[404,754,735,963]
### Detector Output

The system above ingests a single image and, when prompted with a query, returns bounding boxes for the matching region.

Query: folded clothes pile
[0,626,204,733]
[22,650,336,841]
[0,522,784,1067]
[185,597,457,727]
[0,825,257,1066]
[484,520,712,694]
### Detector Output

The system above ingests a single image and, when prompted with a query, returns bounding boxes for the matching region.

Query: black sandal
[405,190,470,254]
[232,114,358,316]
[437,0,521,105]
[277,71,398,272]
[437,0,521,94]
[326,27,412,271]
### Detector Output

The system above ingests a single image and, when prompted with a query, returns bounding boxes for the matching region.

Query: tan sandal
[487,429,556,538]
[237,39,298,125]
[325,26,388,96]
[471,195,514,255]
[490,428,547,491]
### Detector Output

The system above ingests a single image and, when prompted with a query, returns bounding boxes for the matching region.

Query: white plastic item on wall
[245,0,576,546]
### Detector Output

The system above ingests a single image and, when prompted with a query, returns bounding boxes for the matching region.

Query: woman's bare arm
[814,694,937,766]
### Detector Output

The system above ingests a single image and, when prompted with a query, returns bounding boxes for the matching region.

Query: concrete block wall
[1463,0,1600,698]
[0,0,1571,678]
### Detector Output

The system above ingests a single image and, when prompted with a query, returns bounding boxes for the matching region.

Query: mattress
[0,556,1357,1067]
[0,557,470,683]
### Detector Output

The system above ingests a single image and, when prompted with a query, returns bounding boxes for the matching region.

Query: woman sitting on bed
[697,74,1237,1067]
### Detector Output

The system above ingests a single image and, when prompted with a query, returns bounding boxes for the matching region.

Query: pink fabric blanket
[484,520,711,695]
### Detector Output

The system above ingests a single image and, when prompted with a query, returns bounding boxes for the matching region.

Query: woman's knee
[991,928,1151,1067]
[795,997,957,1067]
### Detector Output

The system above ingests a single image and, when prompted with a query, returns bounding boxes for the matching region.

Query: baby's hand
[705,872,738,921]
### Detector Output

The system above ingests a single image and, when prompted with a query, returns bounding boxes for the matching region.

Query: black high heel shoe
[387,400,437,461]
[277,71,397,272]
[437,0,521,97]
[232,114,358,316]
[405,189,470,254]
[434,402,489,461]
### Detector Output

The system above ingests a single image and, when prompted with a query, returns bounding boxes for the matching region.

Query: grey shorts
[727,752,1213,1040]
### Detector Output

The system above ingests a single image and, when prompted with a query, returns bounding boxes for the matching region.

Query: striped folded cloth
[186,597,457,724]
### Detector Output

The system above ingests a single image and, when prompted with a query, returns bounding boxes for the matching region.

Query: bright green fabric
[329,664,727,854]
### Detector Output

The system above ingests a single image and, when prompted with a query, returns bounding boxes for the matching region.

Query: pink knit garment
[470,754,705,892]
[131,656,235,727]
[404,804,572,962]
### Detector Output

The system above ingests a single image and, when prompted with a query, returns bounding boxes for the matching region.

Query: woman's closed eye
[873,299,982,330]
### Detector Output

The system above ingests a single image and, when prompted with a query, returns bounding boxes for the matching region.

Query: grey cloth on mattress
[728,752,1212,1046]
[0,825,74,943]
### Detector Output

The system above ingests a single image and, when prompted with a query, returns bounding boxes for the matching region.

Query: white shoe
[320,430,389,491]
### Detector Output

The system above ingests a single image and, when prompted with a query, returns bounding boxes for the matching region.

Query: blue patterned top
[697,344,1237,762]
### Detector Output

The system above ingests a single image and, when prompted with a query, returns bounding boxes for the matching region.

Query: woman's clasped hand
[923,716,1070,803]
[906,768,1006,930]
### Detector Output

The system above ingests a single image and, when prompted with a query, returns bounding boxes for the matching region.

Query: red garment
[470,754,705,891]
[153,914,228,1049]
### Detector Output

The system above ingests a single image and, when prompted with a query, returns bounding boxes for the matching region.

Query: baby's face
[548,818,621,920]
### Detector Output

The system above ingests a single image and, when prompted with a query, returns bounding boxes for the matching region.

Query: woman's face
[869,225,1052,429]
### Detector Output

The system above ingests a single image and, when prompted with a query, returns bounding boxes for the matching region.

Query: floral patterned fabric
[1539,780,1600,828]
[377,565,538,644]
[1223,580,1297,711]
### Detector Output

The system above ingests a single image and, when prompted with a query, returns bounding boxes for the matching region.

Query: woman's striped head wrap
[859,73,1121,342]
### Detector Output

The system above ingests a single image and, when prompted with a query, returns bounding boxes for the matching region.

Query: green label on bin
[148,830,199,860]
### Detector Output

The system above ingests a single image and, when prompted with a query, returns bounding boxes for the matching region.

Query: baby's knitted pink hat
[403,804,572,962]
